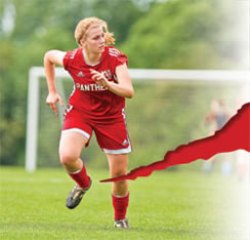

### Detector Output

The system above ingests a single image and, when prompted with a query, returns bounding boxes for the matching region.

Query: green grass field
[0,167,249,240]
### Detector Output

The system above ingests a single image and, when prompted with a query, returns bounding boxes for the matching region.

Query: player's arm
[43,50,66,115]
[90,63,134,98]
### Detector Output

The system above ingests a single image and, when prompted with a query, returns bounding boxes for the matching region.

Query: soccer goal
[25,67,249,172]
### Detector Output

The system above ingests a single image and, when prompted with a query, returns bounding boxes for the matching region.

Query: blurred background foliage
[0,0,247,168]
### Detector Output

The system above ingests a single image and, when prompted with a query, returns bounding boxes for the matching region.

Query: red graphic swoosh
[101,103,250,183]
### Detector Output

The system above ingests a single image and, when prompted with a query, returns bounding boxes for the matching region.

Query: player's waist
[69,100,125,118]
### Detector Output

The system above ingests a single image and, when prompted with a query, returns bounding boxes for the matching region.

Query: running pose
[44,17,134,229]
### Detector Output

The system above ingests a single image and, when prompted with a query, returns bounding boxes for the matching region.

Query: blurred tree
[122,0,245,69]
[7,0,147,45]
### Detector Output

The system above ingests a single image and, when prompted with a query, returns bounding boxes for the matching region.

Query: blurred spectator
[202,99,232,174]
[205,99,231,132]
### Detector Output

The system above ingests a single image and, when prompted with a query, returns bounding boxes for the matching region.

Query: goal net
[25,67,249,172]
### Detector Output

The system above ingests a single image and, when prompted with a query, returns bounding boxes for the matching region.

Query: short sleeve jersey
[63,46,128,120]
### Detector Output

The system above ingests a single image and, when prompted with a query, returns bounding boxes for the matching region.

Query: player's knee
[108,155,128,177]
[59,149,77,166]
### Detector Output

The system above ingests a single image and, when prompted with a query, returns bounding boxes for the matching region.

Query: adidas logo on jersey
[77,71,85,77]
[122,139,128,146]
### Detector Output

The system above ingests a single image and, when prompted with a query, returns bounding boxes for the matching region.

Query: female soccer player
[43,17,134,229]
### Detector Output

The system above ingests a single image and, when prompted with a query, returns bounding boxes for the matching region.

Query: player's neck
[83,49,101,66]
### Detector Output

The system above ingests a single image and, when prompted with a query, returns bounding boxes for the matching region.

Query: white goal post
[25,67,250,172]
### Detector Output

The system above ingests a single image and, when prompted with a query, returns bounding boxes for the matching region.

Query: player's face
[85,25,105,54]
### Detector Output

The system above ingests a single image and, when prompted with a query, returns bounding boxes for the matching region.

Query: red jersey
[63,46,128,120]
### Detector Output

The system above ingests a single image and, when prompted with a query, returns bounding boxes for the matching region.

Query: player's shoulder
[65,48,81,60]
[63,48,82,69]
[103,46,128,68]
[105,46,123,58]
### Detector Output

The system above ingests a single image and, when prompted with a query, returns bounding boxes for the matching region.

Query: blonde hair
[74,17,115,46]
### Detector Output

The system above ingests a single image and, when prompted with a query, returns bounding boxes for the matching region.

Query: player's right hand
[46,92,64,116]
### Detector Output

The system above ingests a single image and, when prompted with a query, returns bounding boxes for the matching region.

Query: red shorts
[62,106,132,154]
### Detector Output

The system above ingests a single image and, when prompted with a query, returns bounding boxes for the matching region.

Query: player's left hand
[90,69,109,89]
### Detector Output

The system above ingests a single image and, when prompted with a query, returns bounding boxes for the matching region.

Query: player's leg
[59,130,91,209]
[107,153,129,229]
[94,114,131,228]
